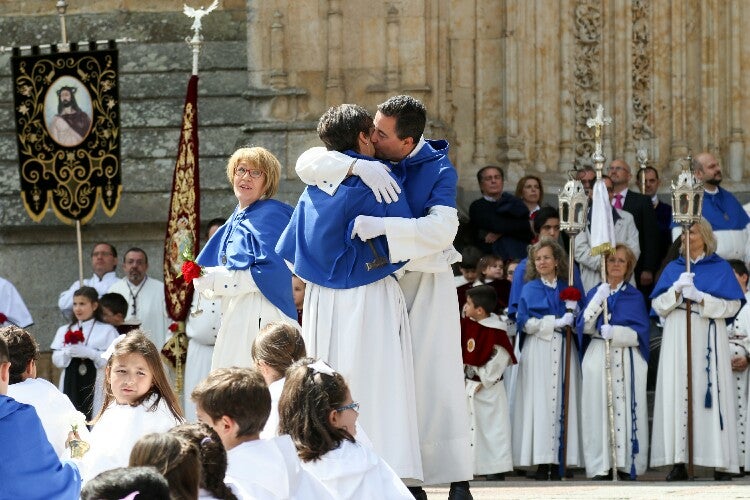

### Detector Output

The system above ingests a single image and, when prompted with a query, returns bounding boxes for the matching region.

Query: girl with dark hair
[51,286,118,419]
[170,423,241,500]
[129,432,201,500]
[278,358,412,499]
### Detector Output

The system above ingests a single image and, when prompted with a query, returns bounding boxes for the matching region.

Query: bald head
[693,152,722,187]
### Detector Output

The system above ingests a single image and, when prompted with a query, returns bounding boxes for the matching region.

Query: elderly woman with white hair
[650,218,746,481]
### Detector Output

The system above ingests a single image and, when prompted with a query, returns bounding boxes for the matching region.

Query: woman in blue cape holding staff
[194,147,297,370]
[576,243,650,480]
[650,218,745,481]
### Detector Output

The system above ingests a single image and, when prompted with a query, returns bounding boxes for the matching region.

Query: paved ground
[423,473,750,499]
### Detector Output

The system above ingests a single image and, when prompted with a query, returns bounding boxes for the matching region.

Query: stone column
[728,0,745,180]
[326,0,344,105]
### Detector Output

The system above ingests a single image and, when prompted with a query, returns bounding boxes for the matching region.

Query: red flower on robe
[64,329,85,345]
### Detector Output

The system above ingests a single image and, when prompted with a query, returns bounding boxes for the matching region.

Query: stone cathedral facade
[0,0,748,360]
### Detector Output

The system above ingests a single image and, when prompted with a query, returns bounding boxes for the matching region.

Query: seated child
[2,325,90,457]
[191,367,334,499]
[129,432,201,499]
[79,331,184,481]
[100,292,141,334]
[80,466,169,500]
[461,285,517,480]
[0,335,82,499]
[171,422,248,500]
[251,321,307,438]
[278,358,413,499]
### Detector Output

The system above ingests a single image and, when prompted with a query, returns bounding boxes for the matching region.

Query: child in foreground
[79,331,184,481]
[278,358,413,499]
[129,432,201,499]
[461,285,517,480]
[251,320,306,438]
[191,366,333,499]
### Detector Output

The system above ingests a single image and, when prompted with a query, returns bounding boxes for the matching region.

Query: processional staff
[670,153,704,480]
[557,166,588,478]
[586,104,619,481]
[636,148,648,195]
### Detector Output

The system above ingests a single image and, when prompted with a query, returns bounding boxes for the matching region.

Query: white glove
[352,159,401,203]
[600,324,613,340]
[682,285,705,303]
[351,215,386,241]
[673,272,694,294]
[68,344,98,360]
[554,312,575,329]
[591,283,611,307]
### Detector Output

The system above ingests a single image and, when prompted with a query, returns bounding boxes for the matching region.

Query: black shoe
[407,486,428,500]
[592,471,612,481]
[534,464,550,480]
[714,469,733,481]
[485,472,505,481]
[448,481,473,500]
[617,470,634,481]
[549,465,562,481]
[666,464,688,481]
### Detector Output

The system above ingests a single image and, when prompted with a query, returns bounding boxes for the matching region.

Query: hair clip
[101,334,126,361]
[308,359,336,376]
[200,436,212,445]
[119,492,140,500]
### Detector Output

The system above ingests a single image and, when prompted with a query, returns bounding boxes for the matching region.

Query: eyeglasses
[335,401,360,413]
[235,167,264,179]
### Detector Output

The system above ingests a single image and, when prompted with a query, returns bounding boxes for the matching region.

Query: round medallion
[78,363,88,376]
[466,338,476,353]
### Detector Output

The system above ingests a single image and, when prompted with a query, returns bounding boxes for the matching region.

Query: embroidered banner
[11,44,121,224]
[163,74,200,324]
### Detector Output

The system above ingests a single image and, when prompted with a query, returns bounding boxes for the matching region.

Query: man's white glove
[591,283,611,307]
[351,215,386,241]
[68,344,98,360]
[352,159,401,203]
[682,285,705,303]
[554,312,575,329]
[600,324,613,340]
[673,272,694,294]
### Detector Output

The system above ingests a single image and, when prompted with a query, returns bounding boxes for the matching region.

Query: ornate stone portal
[242,0,748,204]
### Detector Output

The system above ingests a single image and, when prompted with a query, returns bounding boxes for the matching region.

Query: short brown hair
[606,243,638,282]
[191,367,270,438]
[0,326,38,385]
[466,285,497,315]
[525,238,568,282]
[515,175,544,203]
[225,147,281,199]
[251,322,306,378]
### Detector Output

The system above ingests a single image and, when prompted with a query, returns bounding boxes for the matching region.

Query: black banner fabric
[11,47,121,224]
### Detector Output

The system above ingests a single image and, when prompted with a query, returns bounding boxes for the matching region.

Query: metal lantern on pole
[669,153,703,480]
[557,173,588,478]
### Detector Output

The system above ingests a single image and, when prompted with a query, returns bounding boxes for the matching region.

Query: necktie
[614,193,623,209]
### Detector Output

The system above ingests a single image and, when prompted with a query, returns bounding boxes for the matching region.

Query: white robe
[50,318,119,416]
[80,394,182,482]
[183,292,221,420]
[729,293,750,468]
[295,145,472,485]
[512,315,584,467]
[226,435,334,500]
[109,277,169,349]
[580,287,649,477]
[260,377,284,439]
[574,210,640,293]
[7,377,90,458]
[0,276,33,327]
[194,267,295,370]
[464,315,514,474]
[58,271,119,319]
[302,439,412,500]
[302,277,422,481]
[651,285,741,472]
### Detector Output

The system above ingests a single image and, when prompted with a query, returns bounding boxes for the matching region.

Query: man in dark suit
[608,159,660,299]
[468,166,533,259]
[636,166,672,270]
